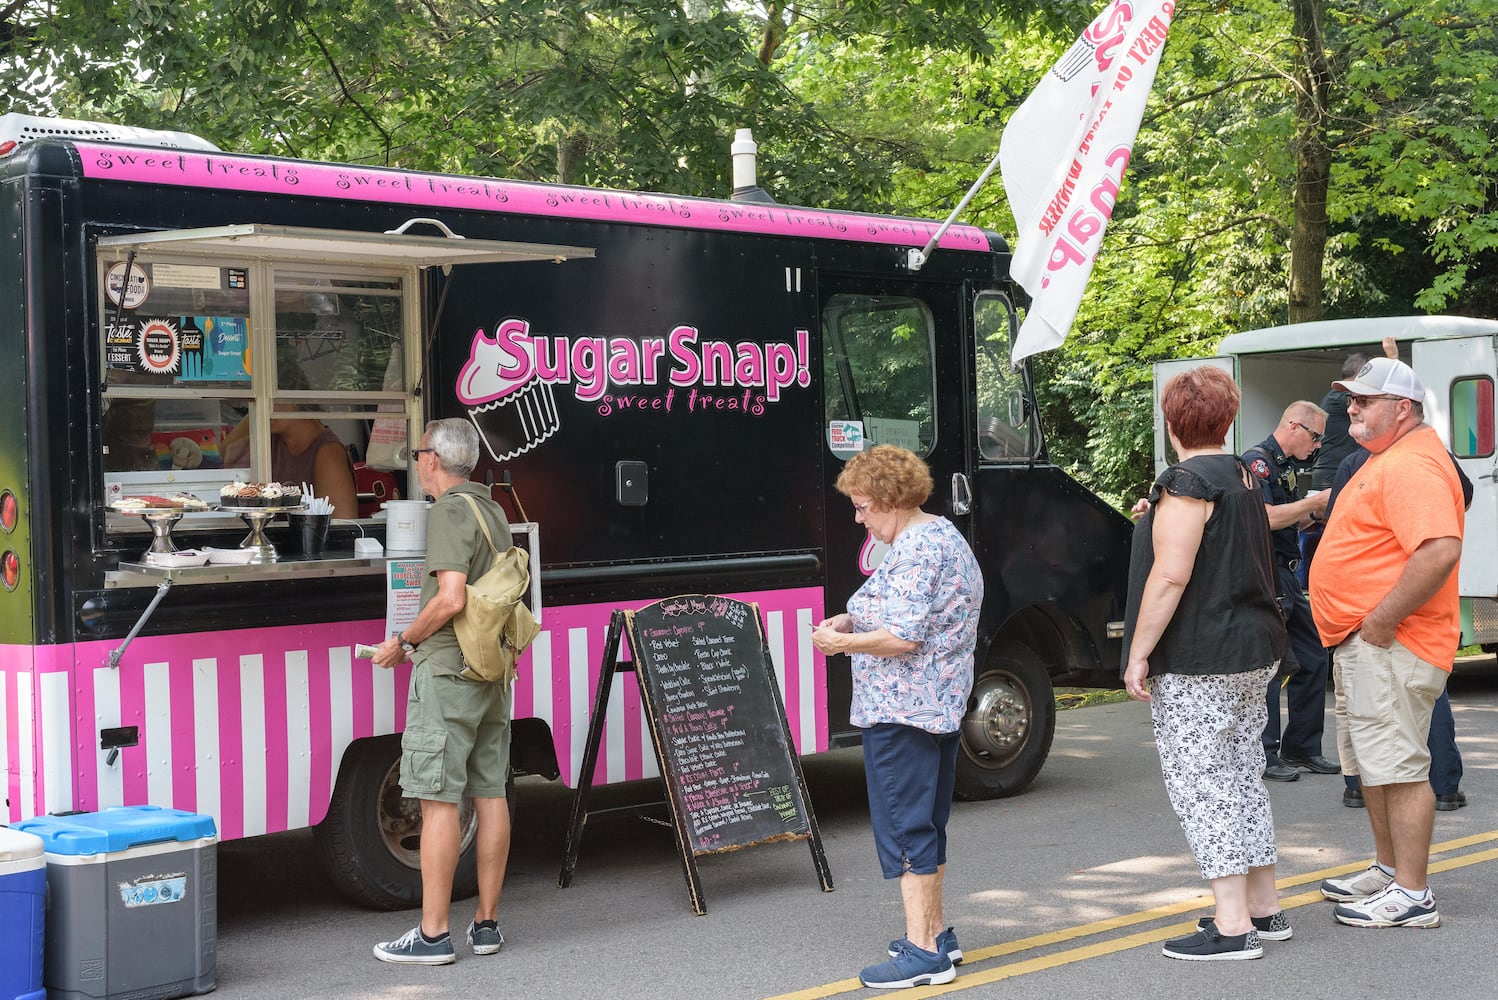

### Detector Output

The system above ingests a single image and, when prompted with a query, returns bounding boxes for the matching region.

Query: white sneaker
[1334,885,1440,928]
[1320,863,1395,901]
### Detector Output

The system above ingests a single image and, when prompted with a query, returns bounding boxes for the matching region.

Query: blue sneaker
[889,926,963,965]
[466,920,504,955]
[860,938,955,989]
[373,926,455,965]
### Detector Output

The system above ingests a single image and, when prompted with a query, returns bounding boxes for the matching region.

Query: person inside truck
[219,355,360,517]
[220,415,358,518]
[1123,365,1290,961]
[1242,401,1335,782]
[810,444,982,990]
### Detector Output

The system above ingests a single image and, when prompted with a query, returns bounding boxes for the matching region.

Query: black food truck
[0,114,1131,907]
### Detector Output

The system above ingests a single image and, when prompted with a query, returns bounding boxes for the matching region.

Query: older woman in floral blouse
[812,445,983,990]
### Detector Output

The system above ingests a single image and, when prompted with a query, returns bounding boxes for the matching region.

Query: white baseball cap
[1332,356,1425,401]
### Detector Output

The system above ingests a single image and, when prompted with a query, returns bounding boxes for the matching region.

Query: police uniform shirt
[1243,435,1303,567]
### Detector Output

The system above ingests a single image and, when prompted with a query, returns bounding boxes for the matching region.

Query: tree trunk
[556,131,589,185]
[1288,0,1333,323]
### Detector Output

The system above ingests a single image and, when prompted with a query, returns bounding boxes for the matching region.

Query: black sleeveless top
[1121,454,1287,678]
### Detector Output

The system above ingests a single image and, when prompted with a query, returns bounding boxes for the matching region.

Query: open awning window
[97,221,595,268]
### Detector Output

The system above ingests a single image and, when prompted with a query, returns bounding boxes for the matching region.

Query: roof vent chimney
[730,128,776,204]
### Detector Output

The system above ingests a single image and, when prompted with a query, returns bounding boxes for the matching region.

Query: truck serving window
[974,292,1032,462]
[97,255,416,520]
[821,293,936,456]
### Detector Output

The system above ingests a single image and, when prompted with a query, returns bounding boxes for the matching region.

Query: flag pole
[907,147,1005,273]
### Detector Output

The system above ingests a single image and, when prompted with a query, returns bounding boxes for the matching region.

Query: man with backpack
[370,418,515,965]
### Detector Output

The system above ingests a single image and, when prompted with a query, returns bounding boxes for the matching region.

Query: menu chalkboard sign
[558,597,832,914]
[628,595,811,854]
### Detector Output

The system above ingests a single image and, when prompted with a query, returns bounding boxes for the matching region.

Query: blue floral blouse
[847,517,983,734]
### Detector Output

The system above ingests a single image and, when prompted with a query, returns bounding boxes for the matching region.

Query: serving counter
[105,550,392,589]
[100,524,538,671]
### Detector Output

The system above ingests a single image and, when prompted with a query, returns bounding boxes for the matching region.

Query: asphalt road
[214,657,1498,999]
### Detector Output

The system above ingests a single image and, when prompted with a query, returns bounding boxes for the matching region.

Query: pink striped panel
[1,584,826,830]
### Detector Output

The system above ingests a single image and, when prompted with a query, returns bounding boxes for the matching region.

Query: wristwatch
[397,631,416,654]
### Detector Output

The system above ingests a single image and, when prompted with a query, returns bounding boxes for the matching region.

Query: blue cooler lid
[13,805,217,856]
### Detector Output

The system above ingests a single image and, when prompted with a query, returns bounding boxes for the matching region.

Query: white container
[382,500,431,552]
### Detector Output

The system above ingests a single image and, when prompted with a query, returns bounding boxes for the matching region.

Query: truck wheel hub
[962,672,1031,767]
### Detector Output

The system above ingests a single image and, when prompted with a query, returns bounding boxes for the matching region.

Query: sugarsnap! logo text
[457,318,811,415]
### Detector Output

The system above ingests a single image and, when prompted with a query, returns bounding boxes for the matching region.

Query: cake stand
[232,505,305,562]
[139,508,187,555]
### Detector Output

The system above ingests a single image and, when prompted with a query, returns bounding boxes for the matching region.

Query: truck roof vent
[0,113,220,152]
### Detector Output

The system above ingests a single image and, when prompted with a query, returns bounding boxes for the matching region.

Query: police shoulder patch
[1249,457,1271,479]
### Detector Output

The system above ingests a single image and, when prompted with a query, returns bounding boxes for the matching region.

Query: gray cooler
[14,806,216,1000]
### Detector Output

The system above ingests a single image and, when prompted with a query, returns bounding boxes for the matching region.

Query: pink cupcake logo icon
[457,318,561,462]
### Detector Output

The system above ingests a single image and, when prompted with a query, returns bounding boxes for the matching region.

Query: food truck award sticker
[827,420,864,458]
[105,261,151,309]
[137,318,181,374]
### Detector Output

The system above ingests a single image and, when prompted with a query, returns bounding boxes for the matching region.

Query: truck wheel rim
[961,670,1031,768]
[377,757,478,869]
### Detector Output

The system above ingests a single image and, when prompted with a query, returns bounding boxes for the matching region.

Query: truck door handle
[951,472,972,515]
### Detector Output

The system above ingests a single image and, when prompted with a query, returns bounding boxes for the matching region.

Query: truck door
[1152,356,1238,474]
[817,276,971,729]
[1412,335,1497,601]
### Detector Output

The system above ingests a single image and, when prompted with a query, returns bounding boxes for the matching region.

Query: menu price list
[631,596,810,855]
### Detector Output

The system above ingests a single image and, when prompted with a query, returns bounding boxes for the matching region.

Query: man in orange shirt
[1308,357,1464,929]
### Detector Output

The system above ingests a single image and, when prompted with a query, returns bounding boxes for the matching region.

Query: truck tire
[954,644,1056,800]
[314,735,481,910]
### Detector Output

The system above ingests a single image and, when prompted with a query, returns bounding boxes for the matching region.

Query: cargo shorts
[1333,632,1447,787]
[399,659,513,803]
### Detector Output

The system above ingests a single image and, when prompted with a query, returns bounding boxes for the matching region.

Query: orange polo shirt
[1309,425,1464,670]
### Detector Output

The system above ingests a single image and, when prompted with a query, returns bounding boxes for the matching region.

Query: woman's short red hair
[835,445,933,510]
[1160,366,1240,449]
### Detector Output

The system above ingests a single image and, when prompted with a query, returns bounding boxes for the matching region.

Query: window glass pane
[821,294,936,456]
[1451,376,1494,458]
[974,293,1031,461]
[102,261,252,388]
[274,274,405,394]
[100,395,245,473]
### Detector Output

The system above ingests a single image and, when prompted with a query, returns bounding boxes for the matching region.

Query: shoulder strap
[1242,445,1272,464]
[457,492,502,559]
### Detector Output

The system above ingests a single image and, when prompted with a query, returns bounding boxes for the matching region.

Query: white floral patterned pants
[1150,664,1278,880]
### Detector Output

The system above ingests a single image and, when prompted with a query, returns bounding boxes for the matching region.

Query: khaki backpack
[452,493,540,684]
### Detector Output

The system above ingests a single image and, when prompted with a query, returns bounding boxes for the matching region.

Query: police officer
[1244,401,1336,781]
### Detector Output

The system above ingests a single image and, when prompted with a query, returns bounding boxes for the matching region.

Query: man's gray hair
[1341,352,1369,378]
[424,418,479,477]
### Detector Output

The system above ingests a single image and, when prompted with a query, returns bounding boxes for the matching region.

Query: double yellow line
[765,831,1498,1000]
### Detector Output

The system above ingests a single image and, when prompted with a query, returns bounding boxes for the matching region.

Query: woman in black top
[1123,366,1289,961]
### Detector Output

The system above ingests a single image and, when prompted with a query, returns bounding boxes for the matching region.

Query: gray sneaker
[1197,911,1292,941]
[374,926,455,965]
[1320,864,1395,902]
[467,920,505,955]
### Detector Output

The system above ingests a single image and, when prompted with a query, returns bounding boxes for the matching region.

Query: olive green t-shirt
[411,481,512,676]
